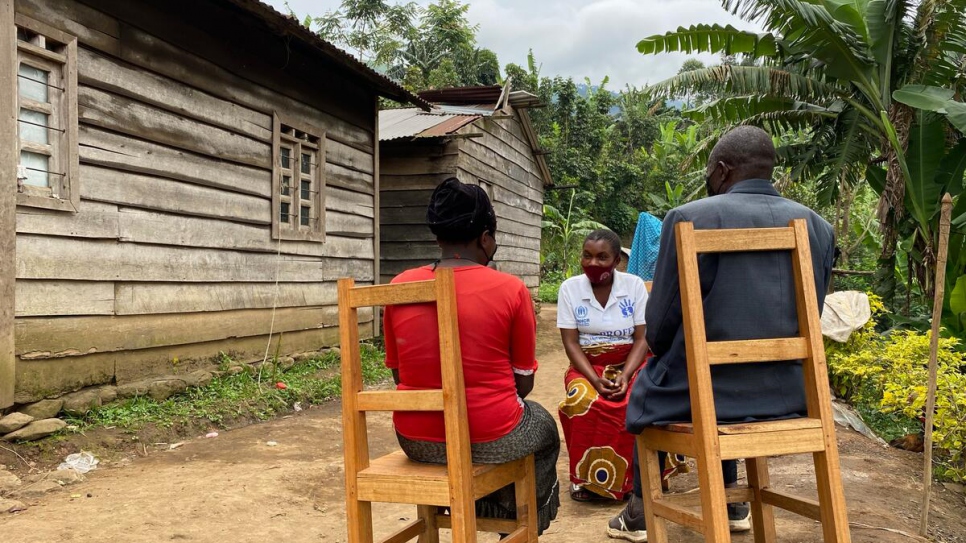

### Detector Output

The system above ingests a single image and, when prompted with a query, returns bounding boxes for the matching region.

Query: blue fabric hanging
[627,212,662,281]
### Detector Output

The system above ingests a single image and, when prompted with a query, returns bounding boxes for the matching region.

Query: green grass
[538,277,562,304]
[64,344,390,431]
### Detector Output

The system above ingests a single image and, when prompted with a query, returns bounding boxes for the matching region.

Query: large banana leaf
[904,111,946,227]
[866,165,887,198]
[646,65,841,103]
[865,0,907,103]
[686,95,837,124]
[637,24,780,57]
[722,0,877,87]
[823,0,871,42]
[893,85,966,133]
[936,139,966,197]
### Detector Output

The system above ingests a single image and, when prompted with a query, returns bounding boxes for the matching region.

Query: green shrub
[826,295,966,482]
[538,273,563,304]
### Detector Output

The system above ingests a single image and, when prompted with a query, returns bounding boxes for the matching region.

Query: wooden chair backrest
[338,268,475,509]
[674,219,828,433]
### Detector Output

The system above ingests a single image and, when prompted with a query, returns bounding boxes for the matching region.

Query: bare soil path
[1,308,964,542]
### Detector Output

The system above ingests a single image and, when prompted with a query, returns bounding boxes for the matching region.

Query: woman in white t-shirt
[557,228,650,502]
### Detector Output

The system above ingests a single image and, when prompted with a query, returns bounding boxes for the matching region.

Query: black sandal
[570,484,609,502]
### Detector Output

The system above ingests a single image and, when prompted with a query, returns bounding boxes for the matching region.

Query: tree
[677,58,709,106]
[300,0,501,91]
[426,57,462,89]
[308,0,417,67]
[637,1,966,310]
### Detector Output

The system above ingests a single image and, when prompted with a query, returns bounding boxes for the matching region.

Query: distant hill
[569,83,687,114]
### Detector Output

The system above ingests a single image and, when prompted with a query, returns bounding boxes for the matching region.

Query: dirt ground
[1,308,965,543]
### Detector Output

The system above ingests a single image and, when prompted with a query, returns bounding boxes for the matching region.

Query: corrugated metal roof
[418,85,503,105]
[222,0,430,110]
[379,108,481,141]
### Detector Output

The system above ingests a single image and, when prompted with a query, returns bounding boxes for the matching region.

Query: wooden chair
[338,268,539,543]
[636,219,851,543]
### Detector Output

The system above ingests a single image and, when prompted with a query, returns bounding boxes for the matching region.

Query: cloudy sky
[264,0,761,88]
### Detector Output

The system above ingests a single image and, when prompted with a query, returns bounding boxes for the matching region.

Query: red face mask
[582,264,616,284]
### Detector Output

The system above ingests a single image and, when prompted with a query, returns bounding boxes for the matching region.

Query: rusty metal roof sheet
[379,108,481,141]
[418,85,504,105]
[222,0,430,109]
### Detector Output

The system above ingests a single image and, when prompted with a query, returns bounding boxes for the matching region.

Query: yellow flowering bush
[825,294,966,482]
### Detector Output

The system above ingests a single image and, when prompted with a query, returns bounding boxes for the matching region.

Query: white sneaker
[606,495,648,542]
[728,502,752,532]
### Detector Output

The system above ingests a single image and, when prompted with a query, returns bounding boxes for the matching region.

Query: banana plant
[636,0,966,305]
[541,189,607,278]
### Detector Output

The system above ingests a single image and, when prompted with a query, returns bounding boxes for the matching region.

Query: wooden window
[14,14,78,212]
[272,114,325,241]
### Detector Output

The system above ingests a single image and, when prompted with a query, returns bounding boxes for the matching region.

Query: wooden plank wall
[378,113,544,296]
[1,0,17,408]
[379,139,458,284]
[456,114,543,294]
[11,0,377,402]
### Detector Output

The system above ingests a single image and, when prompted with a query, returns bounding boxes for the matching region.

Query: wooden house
[0,0,427,408]
[379,85,551,297]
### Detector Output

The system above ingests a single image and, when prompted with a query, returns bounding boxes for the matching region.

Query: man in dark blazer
[607,126,835,543]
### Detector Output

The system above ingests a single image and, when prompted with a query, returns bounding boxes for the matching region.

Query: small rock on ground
[115,381,151,400]
[13,479,62,499]
[25,469,84,486]
[2,418,67,442]
[97,386,118,404]
[0,498,27,514]
[148,379,188,401]
[943,482,965,494]
[0,469,21,494]
[0,412,34,434]
[17,399,63,420]
[61,390,102,417]
[183,370,213,388]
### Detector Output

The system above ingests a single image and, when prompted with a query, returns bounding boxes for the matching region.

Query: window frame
[271,113,326,242]
[14,14,78,213]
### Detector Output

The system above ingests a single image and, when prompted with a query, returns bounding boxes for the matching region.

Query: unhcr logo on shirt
[575,305,590,326]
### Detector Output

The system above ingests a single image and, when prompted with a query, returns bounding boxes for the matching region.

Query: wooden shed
[379,85,551,296]
[0,0,426,408]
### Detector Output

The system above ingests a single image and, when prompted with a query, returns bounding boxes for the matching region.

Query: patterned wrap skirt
[396,400,561,534]
[558,342,642,500]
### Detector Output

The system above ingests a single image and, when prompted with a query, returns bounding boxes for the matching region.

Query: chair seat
[644,418,827,460]
[356,450,528,506]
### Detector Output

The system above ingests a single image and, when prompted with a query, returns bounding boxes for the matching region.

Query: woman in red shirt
[383,178,560,534]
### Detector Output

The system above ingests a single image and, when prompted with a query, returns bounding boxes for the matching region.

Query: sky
[264,0,761,88]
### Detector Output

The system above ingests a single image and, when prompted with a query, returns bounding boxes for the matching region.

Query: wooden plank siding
[455,115,544,293]
[1,0,17,408]
[377,113,544,295]
[11,0,380,401]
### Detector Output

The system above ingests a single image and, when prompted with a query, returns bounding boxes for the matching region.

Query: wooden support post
[920,193,953,536]
[0,0,18,409]
[372,95,381,335]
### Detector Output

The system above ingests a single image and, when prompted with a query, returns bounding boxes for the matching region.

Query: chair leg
[514,455,539,543]
[416,505,440,543]
[346,497,374,543]
[746,458,776,543]
[694,450,730,543]
[450,494,478,543]
[813,449,852,543]
[637,437,668,543]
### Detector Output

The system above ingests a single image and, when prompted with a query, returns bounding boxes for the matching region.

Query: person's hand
[592,376,619,397]
[604,373,629,401]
